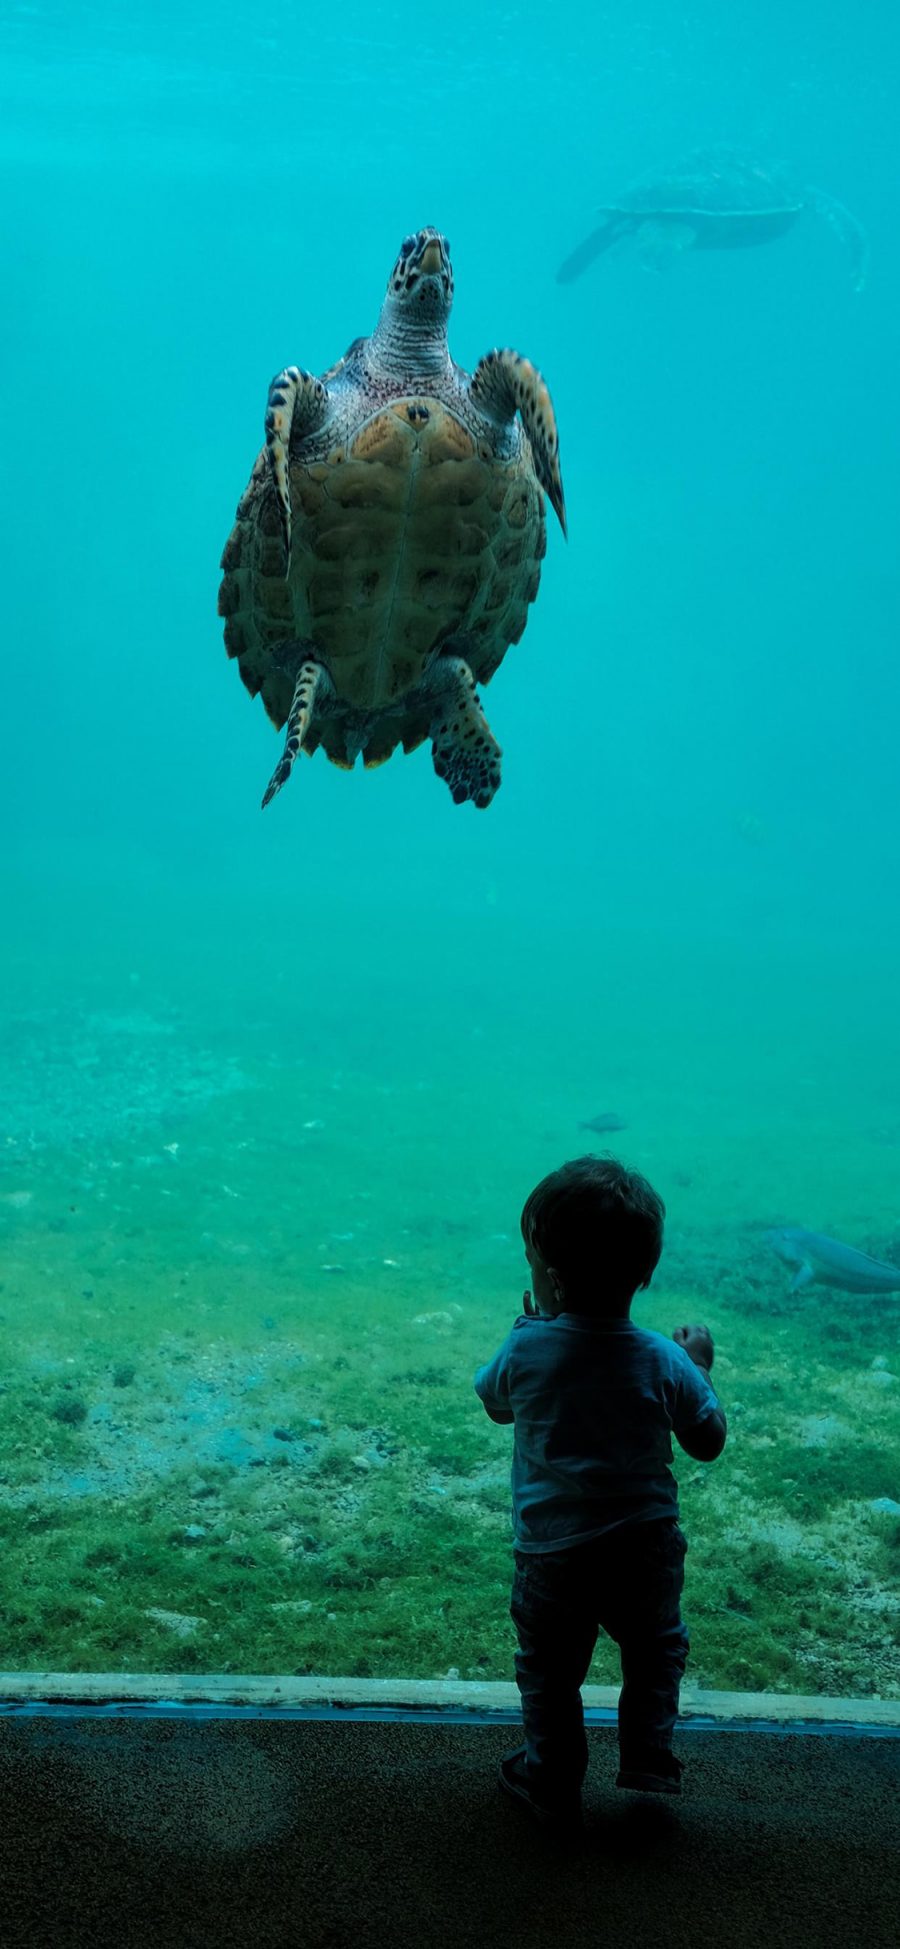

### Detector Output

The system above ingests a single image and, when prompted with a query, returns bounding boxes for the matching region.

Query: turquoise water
[1,3,898,1694]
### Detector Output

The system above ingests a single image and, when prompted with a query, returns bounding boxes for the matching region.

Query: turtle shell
[617,151,801,220]
[219,397,546,771]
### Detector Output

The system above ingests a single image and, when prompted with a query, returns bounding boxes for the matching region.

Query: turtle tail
[362,713,429,769]
[556,212,632,284]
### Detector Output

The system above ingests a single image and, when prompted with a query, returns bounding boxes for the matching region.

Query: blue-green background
[1,2,897,1693]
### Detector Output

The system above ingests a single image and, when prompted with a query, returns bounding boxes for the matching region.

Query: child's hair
[521,1155,665,1313]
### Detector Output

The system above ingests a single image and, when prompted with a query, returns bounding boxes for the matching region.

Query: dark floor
[0,1716,897,1949]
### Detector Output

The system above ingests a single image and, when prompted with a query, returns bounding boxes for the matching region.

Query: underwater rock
[51,1396,88,1425]
[144,1606,203,1638]
[797,1413,849,1447]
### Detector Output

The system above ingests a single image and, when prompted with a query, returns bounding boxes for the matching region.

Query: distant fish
[579,1112,627,1134]
[767,1226,900,1295]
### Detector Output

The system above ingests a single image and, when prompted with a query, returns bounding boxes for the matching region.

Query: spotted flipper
[265,367,329,569]
[261,659,335,809]
[429,655,502,809]
[470,348,566,536]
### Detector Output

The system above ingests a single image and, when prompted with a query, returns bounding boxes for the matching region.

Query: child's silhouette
[475,1155,726,1835]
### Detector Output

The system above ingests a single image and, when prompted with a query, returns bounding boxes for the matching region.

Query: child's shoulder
[637,1322,690,1366]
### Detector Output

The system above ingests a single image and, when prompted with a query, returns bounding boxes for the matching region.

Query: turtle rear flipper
[802,187,869,291]
[633,217,699,272]
[427,654,502,809]
[261,659,336,808]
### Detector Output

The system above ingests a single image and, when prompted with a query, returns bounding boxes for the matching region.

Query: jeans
[509,1517,690,1806]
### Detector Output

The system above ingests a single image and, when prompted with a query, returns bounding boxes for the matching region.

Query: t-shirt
[473,1313,720,1553]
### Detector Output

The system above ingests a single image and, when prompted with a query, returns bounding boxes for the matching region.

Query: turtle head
[371,228,454,372]
[386,227,454,314]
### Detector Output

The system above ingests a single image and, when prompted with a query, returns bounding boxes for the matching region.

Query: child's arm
[672,1323,727,1460]
[474,1342,514,1424]
[482,1403,515,1425]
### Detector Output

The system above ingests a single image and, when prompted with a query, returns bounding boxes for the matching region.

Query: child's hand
[522,1289,537,1317]
[673,1323,715,1370]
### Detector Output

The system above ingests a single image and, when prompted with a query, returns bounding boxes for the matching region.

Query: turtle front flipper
[470,348,566,536]
[428,654,502,809]
[265,367,329,568]
[556,211,633,283]
[261,659,336,809]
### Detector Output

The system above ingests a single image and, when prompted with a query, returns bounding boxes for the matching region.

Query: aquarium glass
[1,0,898,1699]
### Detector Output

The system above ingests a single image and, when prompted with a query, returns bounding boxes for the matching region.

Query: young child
[474,1154,726,1834]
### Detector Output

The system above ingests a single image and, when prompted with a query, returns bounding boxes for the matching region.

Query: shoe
[616,1748,683,1794]
[498,1746,584,1836]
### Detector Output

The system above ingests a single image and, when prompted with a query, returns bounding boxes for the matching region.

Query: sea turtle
[556,150,868,291]
[219,228,565,811]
